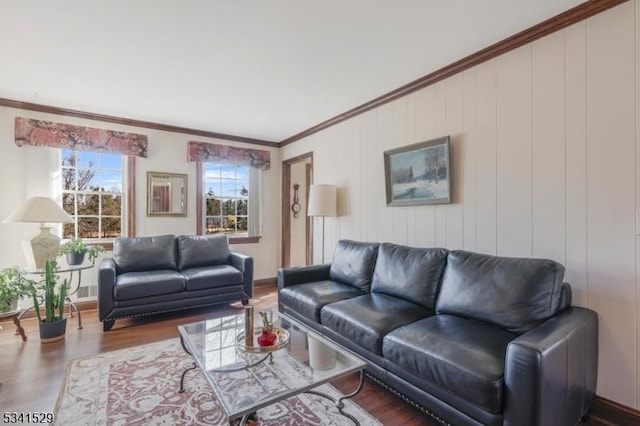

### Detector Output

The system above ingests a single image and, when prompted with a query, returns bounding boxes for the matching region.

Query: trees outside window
[61,149,123,240]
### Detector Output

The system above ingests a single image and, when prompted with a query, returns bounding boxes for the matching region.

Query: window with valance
[14,117,146,240]
[188,141,270,241]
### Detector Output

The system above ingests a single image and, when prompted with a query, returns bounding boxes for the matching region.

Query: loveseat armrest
[277,264,332,290]
[98,258,117,321]
[503,307,598,426]
[229,251,253,299]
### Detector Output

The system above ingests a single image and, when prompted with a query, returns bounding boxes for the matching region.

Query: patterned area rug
[54,338,380,425]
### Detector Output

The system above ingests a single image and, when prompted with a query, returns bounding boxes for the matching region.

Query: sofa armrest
[98,258,117,321]
[503,307,598,426]
[277,264,332,291]
[229,252,253,299]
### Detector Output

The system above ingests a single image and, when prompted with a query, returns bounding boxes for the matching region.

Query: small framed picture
[384,136,451,206]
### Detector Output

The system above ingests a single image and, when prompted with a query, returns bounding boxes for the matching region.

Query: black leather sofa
[99,234,253,331]
[278,240,598,426]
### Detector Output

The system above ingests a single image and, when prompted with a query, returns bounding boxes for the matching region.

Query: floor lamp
[3,196,74,269]
[307,184,337,264]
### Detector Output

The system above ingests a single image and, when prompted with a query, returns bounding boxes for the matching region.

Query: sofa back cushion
[436,250,565,334]
[371,243,448,310]
[329,240,379,291]
[178,234,230,270]
[114,234,177,274]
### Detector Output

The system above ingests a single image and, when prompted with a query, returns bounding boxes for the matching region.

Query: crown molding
[280,0,628,146]
[0,97,279,148]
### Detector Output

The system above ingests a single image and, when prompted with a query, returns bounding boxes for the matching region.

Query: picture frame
[147,171,188,217]
[384,136,451,206]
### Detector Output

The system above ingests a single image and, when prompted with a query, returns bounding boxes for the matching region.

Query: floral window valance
[187,141,270,170]
[14,117,148,157]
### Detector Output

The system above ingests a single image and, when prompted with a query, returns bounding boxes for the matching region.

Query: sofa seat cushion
[321,294,433,355]
[182,265,244,291]
[114,270,185,300]
[383,315,516,414]
[279,281,364,323]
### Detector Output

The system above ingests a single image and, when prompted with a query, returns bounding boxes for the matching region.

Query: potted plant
[0,266,35,314]
[32,260,70,342]
[58,238,104,266]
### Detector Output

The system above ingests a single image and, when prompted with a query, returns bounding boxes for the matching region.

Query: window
[61,149,124,240]
[201,163,261,240]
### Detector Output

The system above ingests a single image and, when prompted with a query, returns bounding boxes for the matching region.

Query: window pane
[222,216,232,232]
[100,154,122,170]
[76,151,99,169]
[63,223,75,239]
[102,217,121,238]
[77,168,99,191]
[62,149,77,167]
[61,167,76,191]
[205,164,221,179]
[77,194,99,215]
[221,199,233,215]
[205,179,221,197]
[220,164,237,179]
[221,181,238,197]
[100,170,122,192]
[206,217,222,234]
[237,199,248,216]
[237,216,248,232]
[77,217,99,238]
[101,194,122,216]
[206,197,221,216]
[62,194,75,215]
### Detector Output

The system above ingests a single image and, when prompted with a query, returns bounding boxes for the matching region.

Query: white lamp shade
[307,184,337,217]
[4,196,74,224]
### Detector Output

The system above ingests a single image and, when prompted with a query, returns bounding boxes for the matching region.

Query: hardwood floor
[0,285,635,425]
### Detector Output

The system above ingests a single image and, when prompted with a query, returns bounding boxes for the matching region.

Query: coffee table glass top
[178,312,366,421]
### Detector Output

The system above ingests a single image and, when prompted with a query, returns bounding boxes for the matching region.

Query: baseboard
[591,395,640,423]
[254,277,276,286]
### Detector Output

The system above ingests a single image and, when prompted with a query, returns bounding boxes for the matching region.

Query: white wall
[282,1,640,409]
[0,107,281,280]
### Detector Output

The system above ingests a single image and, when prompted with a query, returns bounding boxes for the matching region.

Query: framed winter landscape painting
[384,136,451,206]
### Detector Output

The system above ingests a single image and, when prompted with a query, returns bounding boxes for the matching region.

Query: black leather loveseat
[99,234,253,331]
[278,240,598,426]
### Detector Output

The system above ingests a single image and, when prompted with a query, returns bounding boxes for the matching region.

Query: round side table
[0,309,27,342]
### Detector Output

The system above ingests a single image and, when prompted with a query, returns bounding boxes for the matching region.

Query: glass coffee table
[177,312,367,425]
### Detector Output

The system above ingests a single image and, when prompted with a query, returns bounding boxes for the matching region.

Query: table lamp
[307,184,337,264]
[3,196,74,269]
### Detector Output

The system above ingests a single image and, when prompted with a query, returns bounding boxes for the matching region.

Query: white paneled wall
[282,1,640,408]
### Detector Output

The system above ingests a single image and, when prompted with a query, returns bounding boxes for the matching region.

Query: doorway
[282,152,313,268]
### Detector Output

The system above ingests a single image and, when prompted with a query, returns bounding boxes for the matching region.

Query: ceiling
[1,0,587,143]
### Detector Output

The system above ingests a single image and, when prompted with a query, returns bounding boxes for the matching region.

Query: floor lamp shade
[307,185,337,264]
[307,185,337,217]
[4,197,74,269]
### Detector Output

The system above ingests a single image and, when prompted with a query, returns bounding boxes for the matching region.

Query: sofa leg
[241,299,249,306]
[103,319,115,332]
